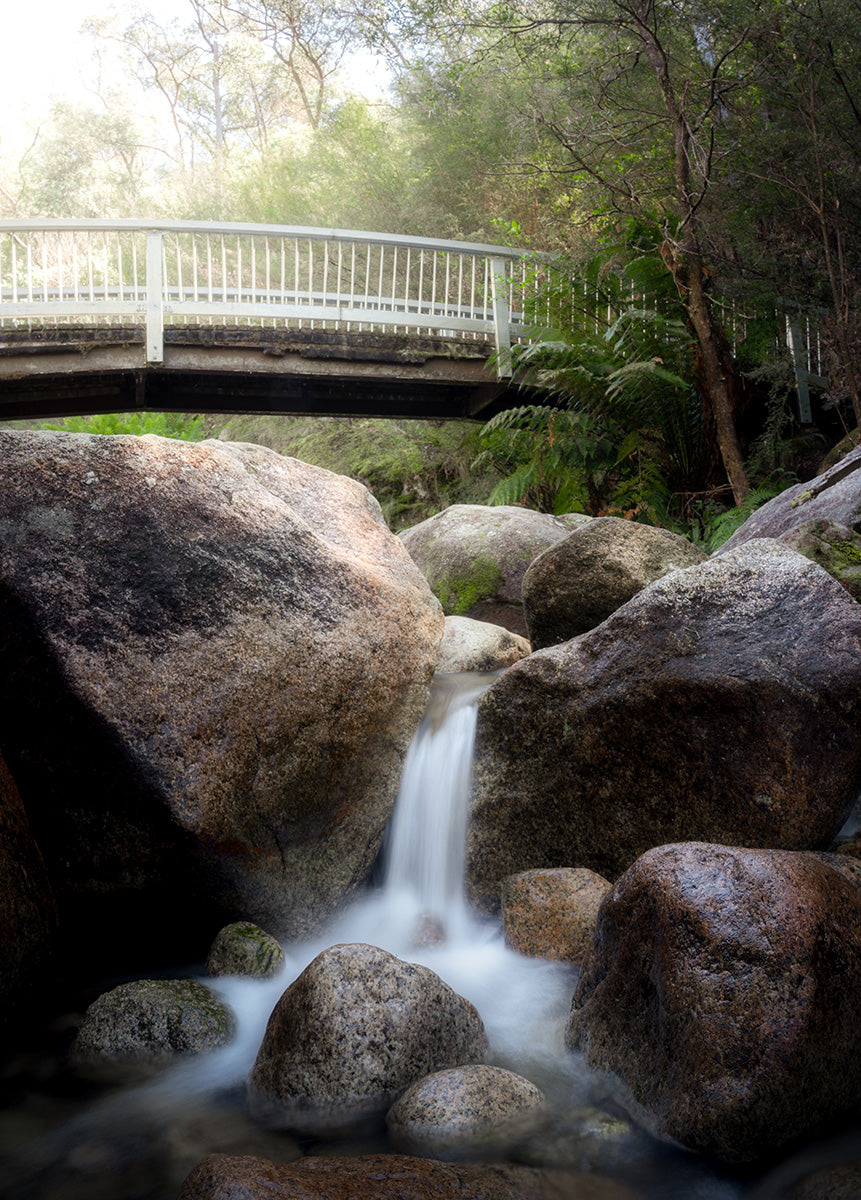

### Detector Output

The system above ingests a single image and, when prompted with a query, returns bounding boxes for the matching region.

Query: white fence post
[146,230,164,365]
[490,256,512,378]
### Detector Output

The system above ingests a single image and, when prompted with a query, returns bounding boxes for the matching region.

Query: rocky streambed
[2,430,861,1199]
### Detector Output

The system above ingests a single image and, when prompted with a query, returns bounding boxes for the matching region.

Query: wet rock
[177,1152,633,1200]
[437,616,531,673]
[502,868,611,964]
[565,843,861,1163]
[778,1161,861,1199]
[386,1064,546,1158]
[0,752,56,1018]
[515,1106,648,1174]
[467,540,861,912]
[72,978,236,1080]
[0,431,442,950]
[522,516,708,649]
[721,443,861,552]
[399,504,570,636]
[205,921,284,979]
[247,943,488,1133]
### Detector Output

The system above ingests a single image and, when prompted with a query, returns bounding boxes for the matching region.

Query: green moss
[829,539,861,568]
[434,554,504,614]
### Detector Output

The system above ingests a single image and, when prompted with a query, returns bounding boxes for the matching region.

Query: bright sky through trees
[0,0,387,167]
[0,1,178,160]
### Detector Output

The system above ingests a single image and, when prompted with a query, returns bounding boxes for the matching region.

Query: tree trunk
[684,263,752,505]
[632,0,752,505]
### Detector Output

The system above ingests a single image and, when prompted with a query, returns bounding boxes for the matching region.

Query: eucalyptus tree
[447,0,761,501]
[84,0,302,212]
[16,101,150,217]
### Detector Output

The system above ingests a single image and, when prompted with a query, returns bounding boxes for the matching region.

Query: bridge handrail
[0,219,539,370]
[0,218,533,260]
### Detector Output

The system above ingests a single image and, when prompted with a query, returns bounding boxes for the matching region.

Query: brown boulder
[467,540,861,912]
[565,843,861,1163]
[72,978,237,1081]
[177,1153,632,1200]
[0,432,442,950]
[522,517,708,648]
[502,868,611,964]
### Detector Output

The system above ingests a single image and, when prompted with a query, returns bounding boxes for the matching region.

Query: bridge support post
[490,256,512,379]
[146,231,164,365]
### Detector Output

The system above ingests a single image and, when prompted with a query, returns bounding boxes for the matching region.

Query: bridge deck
[0,324,521,421]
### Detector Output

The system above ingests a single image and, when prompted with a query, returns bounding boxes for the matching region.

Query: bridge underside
[0,325,528,422]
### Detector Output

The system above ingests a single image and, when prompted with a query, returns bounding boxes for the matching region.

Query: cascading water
[380,671,489,942]
[5,669,846,1200]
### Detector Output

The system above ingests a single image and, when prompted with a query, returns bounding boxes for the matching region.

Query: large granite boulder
[177,1153,627,1200]
[501,868,611,964]
[386,1064,546,1158]
[72,978,236,1080]
[0,753,56,1018]
[721,444,861,552]
[467,540,861,912]
[522,517,708,649]
[437,616,531,673]
[0,432,442,949]
[565,843,861,1163]
[399,505,571,636]
[247,943,489,1132]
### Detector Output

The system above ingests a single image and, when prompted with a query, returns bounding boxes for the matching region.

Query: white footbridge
[0,219,537,420]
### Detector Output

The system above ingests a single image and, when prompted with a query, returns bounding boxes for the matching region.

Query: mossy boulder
[782,517,861,601]
[72,978,236,1080]
[399,505,571,636]
[205,921,284,979]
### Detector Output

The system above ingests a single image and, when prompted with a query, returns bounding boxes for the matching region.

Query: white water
[10,670,764,1199]
[134,671,585,1109]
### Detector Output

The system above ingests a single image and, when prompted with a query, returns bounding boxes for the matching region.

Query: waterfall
[380,671,492,944]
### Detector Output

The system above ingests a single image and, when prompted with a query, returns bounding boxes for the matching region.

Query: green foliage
[479,237,707,524]
[696,478,795,552]
[42,412,206,440]
[16,101,148,217]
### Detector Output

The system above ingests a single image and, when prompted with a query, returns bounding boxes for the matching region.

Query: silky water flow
[6,670,847,1199]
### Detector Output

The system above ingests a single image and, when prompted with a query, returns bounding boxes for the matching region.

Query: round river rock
[247,942,488,1132]
[386,1064,546,1157]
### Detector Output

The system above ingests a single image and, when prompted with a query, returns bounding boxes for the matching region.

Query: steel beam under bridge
[0,325,525,422]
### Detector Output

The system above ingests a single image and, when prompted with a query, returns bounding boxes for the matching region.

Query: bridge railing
[0,219,534,368]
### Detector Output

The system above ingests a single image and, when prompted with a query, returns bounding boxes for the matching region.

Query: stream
[1,672,859,1198]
